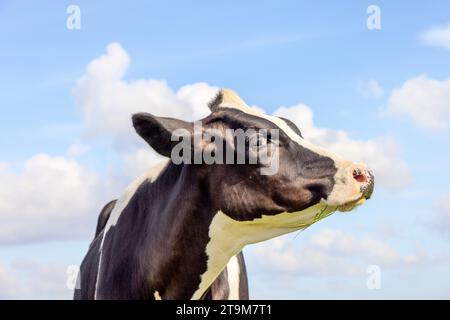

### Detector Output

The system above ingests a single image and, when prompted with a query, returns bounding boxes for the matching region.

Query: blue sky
[1,0,450,299]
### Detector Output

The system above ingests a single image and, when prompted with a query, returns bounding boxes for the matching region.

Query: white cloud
[274,104,412,190]
[357,79,384,98]
[250,237,359,276]
[0,154,105,244]
[123,148,165,179]
[309,228,355,254]
[72,42,218,149]
[420,23,450,50]
[431,191,450,237]
[0,264,17,298]
[310,228,413,266]
[386,75,450,132]
[0,260,72,299]
[66,140,90,157]
[249,228,421,277]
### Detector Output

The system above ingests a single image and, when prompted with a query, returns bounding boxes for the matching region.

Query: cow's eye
[256,134,267,147]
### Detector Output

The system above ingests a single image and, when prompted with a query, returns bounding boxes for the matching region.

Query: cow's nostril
[353,169,368,183]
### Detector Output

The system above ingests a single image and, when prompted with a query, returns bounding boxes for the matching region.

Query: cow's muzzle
[326,161,375,209]
[352,165,374,200]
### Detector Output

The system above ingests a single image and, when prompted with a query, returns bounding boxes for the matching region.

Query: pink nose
[352,166,374,199]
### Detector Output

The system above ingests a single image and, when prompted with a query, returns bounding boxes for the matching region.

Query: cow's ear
[132,112,193,157]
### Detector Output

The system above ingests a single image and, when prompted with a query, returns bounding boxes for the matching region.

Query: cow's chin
[336,197,366,212]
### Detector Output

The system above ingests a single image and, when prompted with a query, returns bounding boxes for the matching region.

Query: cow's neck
[144,163,237,299]
[137,163,335,299]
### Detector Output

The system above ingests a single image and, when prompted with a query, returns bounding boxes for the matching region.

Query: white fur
[226,255,241,300]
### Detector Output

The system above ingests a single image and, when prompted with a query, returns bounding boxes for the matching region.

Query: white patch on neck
[94,160,168,299]
[192,202,336,299]
[226,255,240,300]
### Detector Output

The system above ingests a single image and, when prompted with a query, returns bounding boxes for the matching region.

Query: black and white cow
[74,89,374,300]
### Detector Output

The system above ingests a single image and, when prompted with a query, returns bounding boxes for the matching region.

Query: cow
[74,89,374,300]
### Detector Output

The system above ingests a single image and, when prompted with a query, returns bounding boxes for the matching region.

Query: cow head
[132,89,374,236]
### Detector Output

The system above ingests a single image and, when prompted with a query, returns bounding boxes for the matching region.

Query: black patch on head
[202,108,337,220]
[208,91,224,112]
